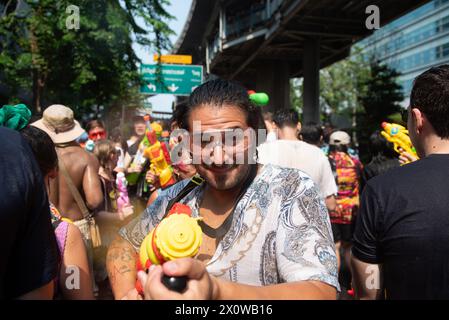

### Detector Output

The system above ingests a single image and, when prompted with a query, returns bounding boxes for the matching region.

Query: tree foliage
[356,61,404,162]
[290,52,405,162]
[0,0,174,116]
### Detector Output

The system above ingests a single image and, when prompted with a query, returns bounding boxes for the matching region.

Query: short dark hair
[132,115,145,124]
[301,122,323,145]
[273,109,299,128]
[329,144,348,154]
[171,102,188,129]
[369,130,396,159]
[20,126,58,176]
[183,79,265,135]
[86,119,105,133]
[410,64,449,138]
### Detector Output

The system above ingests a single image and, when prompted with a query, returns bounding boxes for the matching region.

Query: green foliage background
[291,52,404,162]
[0,0,174,118]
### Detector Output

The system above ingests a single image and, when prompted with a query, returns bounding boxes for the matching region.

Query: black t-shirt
[353,154,449,299]
[0,127,59,299]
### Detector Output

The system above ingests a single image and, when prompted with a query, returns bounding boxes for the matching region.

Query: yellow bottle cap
[155,213,202,261]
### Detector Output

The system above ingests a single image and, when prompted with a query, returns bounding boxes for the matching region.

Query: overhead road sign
[140,64,203,96]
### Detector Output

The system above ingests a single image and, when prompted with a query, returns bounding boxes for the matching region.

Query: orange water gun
[143,115,176,189]
[135,203,202,293]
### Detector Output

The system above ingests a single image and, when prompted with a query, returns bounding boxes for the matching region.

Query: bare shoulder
[85,150,100,167]
[64,146,99,169]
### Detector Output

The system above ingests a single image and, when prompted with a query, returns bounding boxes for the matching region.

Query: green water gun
[248,90,269,106]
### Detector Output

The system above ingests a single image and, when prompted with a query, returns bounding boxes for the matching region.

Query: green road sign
[140,64,203,96]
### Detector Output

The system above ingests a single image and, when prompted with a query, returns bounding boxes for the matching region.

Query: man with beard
[106,79,338,300]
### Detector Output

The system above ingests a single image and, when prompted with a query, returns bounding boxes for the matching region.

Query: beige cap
[31,104,85,144]
[329,131,351,146]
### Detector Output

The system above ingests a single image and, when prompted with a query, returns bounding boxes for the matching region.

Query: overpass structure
[174,0,431,123]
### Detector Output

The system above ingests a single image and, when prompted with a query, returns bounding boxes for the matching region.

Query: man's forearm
[351,255,383,300]
[325,195,337,212]
[213,279,337,300]
[106,236,138,299]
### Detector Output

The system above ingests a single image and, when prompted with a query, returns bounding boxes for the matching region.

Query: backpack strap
[163,174,204,218]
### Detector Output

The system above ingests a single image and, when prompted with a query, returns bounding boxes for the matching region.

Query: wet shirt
[120,164,339,290]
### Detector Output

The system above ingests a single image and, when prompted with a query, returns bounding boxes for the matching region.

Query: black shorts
[331,223,353,243]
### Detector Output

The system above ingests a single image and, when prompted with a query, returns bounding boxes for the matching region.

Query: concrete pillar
[303,38,320,123]
[253,61,290,112]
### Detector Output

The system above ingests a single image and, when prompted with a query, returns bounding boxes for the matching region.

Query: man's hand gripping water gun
[135,203,203,294]
[381,122,419,164]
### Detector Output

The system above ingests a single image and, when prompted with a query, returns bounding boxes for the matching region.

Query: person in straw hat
[32,104,104,294]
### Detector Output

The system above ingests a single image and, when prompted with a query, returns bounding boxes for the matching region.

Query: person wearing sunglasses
[107,79,338,300]
[352,65,449,300]
[86,119,107,142]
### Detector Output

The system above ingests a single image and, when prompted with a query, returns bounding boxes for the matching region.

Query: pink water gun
[116,172,130,219]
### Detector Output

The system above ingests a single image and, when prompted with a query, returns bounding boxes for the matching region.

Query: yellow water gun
[143,115,176,189]
[381,122,418,163]
[136,203,202,293]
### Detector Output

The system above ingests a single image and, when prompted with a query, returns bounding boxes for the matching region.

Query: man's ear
[296,122,302,133]
[411,108,424,134]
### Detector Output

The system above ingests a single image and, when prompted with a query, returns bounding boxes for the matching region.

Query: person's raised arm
[83,154,103,210]
[106,235,140,300]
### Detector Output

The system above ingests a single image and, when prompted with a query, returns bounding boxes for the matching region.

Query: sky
[133,0,193,114]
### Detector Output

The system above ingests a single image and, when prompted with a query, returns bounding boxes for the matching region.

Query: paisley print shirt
[120,164,339,290]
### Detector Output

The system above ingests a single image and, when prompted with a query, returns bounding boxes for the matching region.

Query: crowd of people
[0,64,448,300]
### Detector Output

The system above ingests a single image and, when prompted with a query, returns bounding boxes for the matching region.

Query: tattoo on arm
[107,238,137,287]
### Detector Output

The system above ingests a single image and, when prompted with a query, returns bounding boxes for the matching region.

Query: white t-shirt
[257,140,338,198]
[266,131,277,142]
[120,164,339,290]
